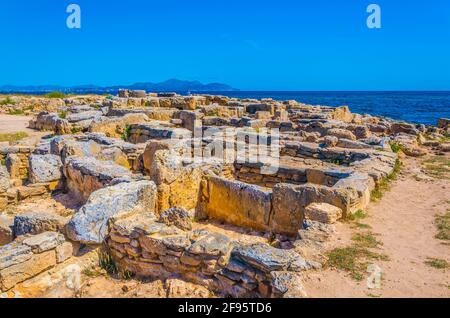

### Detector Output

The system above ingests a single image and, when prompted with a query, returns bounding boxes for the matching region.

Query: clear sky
[1,0,449,90]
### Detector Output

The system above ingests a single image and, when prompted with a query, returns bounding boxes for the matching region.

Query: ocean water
[202,91,450,126]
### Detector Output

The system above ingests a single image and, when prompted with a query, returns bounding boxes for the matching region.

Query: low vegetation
[121,125,132,141]
[371,159,402,201]
[0,96,16,105]
[0,131,29,143]
[424,258,449,270]
[45,91,66,99]
[435,210,450,241]
[422,156,450,179]
[389,141,402,153]
[7,109,25,115]
[58,110,68,119]
[98,248,134,280]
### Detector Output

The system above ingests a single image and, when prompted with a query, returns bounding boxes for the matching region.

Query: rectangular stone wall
[197,176,272,232]
[108,213,307,298]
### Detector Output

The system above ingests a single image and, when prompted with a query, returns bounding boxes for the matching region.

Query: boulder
[28,154,63,184]
[66,180,157,244]
[304,203,342,224]
[13,212,68,236]
[158,207,192,231]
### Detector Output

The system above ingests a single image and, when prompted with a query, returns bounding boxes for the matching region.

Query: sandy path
[303,157,450,298]
[0,114,47,144]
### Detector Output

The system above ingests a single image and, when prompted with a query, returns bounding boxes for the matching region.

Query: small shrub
[389,142,402,153]
[0,96,16,105]
[45,91,66,99]
[70,127,82,134]
[121,125,132,141]
[346,209,367,221]
[58,110,67,119]
[0,159,5,166]
[8,109,24,115]
[98,250,118,275]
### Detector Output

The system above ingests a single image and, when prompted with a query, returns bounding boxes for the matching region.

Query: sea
[200,91,450,126]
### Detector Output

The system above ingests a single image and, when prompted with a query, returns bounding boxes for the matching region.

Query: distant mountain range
[0,79,239,94]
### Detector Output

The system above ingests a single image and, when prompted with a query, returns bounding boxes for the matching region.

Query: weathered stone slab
[198,176,272,231]
[304,202,342,224]
[28,154,63,184]
[0,241,33,271]
[22,231,65,253]
[188,232,234,258]
[232,243,307,273]
[64,156,132,202]
[0,250,56,291]
[67,180,157,244]
[13,212,68,236]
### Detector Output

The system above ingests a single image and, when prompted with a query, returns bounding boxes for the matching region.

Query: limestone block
[0,250,56,292]
[304,203,342,224]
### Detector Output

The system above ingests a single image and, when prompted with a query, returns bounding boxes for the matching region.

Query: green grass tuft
[389,141,402,153]
[424,258,449,269]
[121,125,132,141]
[0,96,16,105]
[371,159,402,201]
[58,110,67,119]
[435,211,450,241]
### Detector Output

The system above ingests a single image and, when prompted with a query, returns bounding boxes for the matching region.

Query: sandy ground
[0,114,47,144]
[303,157,450,298]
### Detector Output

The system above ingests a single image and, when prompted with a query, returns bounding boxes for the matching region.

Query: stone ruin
[1,90,449,297]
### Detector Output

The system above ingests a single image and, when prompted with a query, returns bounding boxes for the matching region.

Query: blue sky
[1,0,449,90]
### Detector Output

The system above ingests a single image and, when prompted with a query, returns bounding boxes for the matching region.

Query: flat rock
[66,180,157,244]
[22,231,65,253]
[13,212,68,236]
[188,232,234,258]
[232,243,308,273]
[0,241,33,270]
[28,154,63,184]
[304,202,342,224]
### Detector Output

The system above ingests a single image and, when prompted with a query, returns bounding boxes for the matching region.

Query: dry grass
[422,156,450,179]
[326,231,389,281]
[0,131,28,143]
[435,210,450,241]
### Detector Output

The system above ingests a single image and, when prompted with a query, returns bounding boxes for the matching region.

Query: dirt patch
[303,156,450,298]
